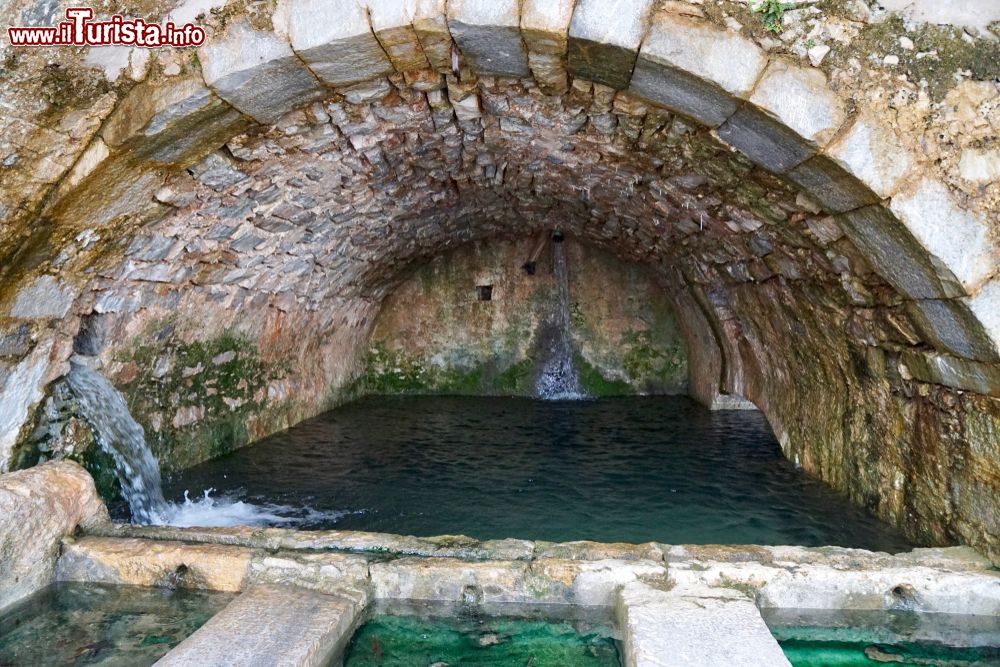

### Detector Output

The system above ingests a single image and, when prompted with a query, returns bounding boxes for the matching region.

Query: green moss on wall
[575,354,634,397]
[114,323,287,472]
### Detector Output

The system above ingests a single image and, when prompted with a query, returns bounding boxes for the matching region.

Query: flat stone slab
[617,582,791,667]
[155,585,362,667]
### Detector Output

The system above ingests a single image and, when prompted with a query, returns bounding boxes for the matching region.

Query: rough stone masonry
[0,0,998,563]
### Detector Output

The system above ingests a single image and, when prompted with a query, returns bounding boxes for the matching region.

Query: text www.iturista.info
[7,7,205,47]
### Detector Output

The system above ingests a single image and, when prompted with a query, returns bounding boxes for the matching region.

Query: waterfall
[534,238,585,400]
[65,361,323,527]
[66,361,169,523]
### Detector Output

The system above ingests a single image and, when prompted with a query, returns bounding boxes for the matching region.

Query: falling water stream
[65,361,303,527]
[65,362,169,523]
[534,238,585,400]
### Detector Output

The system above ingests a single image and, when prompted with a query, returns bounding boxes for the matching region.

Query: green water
[765,609,1000,666]
[341,602,620,667]
[0,583,234,666]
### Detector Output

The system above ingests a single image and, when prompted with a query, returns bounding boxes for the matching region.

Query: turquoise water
[162,396,913,549]
[0,583,233,666]
[341,601,619,666]
[764,609,1000,666]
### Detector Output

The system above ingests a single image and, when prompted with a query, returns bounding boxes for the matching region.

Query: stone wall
[0,0,998,560]
[364,238,687,396]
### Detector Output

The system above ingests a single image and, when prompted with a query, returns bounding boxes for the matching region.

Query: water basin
[763,608,1000,666]
[339,600,620,667]
[0,582,234,666]
[160,396,913,549]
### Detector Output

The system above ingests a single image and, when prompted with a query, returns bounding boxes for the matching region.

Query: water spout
[65,361,169,523]
[65,360,305,527]
[534,234,585,400]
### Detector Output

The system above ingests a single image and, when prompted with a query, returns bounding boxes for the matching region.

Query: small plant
[756,0,792,34]
[804,37,816,49]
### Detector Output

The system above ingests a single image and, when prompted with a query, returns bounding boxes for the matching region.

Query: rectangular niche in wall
[477,285,493,301]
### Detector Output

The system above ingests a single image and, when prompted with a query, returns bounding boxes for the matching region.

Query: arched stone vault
[1,0,1000,558]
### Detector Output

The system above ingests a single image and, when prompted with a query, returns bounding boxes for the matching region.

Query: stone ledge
[616,582,791,667]
[56,536,253,592]
[156,584,364,667]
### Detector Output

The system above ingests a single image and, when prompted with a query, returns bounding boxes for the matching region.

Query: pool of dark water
[0,582,233,666]
[339,600,619,667]
[764,608,1000,666]
[161,396,913,549]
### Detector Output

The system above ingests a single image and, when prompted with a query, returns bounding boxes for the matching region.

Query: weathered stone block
[366,0,430,72]
[100,77,248,166]
[371,558,531,603]
[629,13,766,127]
[412,0,451,70]
[57,536,252,591]
[964,278,1000,362]
[156,585,362,667]
[836,205,964,300]
[616,582,791,667]
[285,0,394,87]
[199,21,326,124]
[521,0,574,93]
[889,177,996,296]
[567,0,655,90]
[0,462,109,612]
[901,349,1000,397]
[448,0,529,78]
[786,155,881,214]
[718,60,845,173]
[824,113,916,199]
[521,0,574,54]
[10,275,76,319]
[717,106,818,173]
[907,299,1000,363]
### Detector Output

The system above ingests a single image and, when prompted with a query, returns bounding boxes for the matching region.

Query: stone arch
[26,0,998,375]
[2,0,1000,559]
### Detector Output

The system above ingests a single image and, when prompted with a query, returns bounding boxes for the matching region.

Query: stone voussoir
[447,0,530,78]
[365,0,431,73]
[822,112,919,201]
[520,0,575,93]
[283,0,395,88]
[718,59,847,173]
[199,20,326,124]
[629,11,767,128]
[888,176,998,298]
[906,298,1000,363]
[98,76,249,167]
[567,0,656,90]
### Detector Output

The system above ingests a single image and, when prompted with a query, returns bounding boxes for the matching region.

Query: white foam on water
[152,488,358,529]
